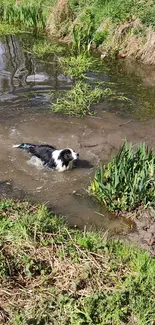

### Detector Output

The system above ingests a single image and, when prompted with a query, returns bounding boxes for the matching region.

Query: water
[0,33,155,232]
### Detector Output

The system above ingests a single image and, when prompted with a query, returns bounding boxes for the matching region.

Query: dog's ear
[64,150,72,161]
[61,149,72,161]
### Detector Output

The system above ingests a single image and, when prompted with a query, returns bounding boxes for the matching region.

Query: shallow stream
[0,34,155,233]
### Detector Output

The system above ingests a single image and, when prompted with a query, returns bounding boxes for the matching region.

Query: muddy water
[0,34,155,231]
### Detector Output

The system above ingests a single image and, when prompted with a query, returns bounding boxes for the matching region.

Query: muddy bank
[99,22,155,65]
[122,208,155,256]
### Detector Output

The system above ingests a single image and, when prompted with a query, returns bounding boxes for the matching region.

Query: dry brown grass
[1,236,127,315]
[46,0,74,38]
[99,17,155,65]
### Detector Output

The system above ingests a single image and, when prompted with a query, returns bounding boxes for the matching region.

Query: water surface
[0,34,155,232]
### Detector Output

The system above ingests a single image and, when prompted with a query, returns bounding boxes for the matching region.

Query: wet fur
[13,143,79,172]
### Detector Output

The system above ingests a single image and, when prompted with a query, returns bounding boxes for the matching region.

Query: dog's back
[13,143,56,164]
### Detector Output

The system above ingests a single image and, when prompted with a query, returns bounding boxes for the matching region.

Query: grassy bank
[1,0,155,62]
[47,0,155,64]
[68,0,155,30]
[0,199,155,324]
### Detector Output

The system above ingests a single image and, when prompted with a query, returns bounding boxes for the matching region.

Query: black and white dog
[13,143,79,172]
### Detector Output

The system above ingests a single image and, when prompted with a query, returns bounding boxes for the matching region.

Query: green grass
[0,0,53,31]
[59,53,103,78]
[72,8,96,53]
[0,23,24,35]
[0,199,155,324]
[69,0,155,28]
[89,140,155,212]
[64,0,155,54]
[52,80,114,116]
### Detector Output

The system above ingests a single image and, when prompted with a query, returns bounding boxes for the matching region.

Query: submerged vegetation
[0,199,155,324]
[32,39,64,58]
[59,54,100,79]
[52,81,114,116]
[89,141,155,212]
[57,53,131,116]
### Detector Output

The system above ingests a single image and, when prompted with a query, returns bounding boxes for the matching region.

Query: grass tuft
[0,23,24,35]
[89,140,155,212]
[59,53,102,78]
[72,8,96,53]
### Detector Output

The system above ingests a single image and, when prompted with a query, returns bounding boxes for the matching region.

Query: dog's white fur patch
[52,149,77,172]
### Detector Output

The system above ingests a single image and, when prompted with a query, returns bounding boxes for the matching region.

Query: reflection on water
[0,35,28,89]
[101,59,155,120]
[0,34,72,110]
[0,34,155,119]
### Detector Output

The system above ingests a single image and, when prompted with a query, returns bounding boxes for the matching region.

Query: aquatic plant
[0,199,155,324]
[59,53,101,78]
[52,81,113,116]
[89,141,155,212]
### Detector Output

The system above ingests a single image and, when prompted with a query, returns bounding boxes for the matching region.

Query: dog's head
[59,148,79,162]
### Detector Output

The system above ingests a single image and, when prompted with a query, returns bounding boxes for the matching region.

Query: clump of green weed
[89,140,155,212]
[52,81,112,116]
[72,8,95,53]
[32,39,64,58]
[0,23,23,35]
[59,53,101,78]
[93,30,108,47]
